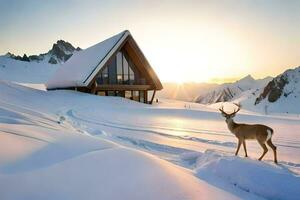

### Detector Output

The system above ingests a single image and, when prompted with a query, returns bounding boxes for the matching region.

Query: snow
[0,125,218,200]
[0,56,59,84]
[223,70,300,115]
[195,150,300,200]
[0,81,299,199]
[195,75,272,104]
[46,31,128,89]
[194,68,300,115]
[0,81,240,200]
[253,66,300,114]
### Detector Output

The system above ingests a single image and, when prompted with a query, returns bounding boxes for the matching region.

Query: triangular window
[96,50,141,85]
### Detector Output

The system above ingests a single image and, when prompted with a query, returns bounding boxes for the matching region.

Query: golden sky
[1,0,299,83]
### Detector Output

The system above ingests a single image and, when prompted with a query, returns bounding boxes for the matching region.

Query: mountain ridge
[194,75,272,104]
[5,40,81,64]
[255,66,300,105]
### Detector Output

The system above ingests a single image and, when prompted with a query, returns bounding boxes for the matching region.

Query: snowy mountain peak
[5,52,14,57]
[51,40,81,54]
[237,75,255,83]
[255,66,300,105]
[194,75,272,104]
[5,40,81,64]
[47,40,81,64]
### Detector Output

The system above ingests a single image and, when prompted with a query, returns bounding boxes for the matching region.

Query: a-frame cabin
[46,30,163,104]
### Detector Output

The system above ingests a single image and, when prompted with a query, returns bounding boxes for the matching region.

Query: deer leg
[267,139,278,164]
[258,140,268,161]
[235,139,242,156]
[243,140,248,157]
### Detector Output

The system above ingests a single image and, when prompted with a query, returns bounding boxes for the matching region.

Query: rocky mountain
[255,66,300,105]
[194,75,272,104]
[6,40,81,64]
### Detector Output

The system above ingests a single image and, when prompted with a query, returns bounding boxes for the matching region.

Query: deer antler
[231,102,241,115]
[219,103,242,115]
[219,105,228,115]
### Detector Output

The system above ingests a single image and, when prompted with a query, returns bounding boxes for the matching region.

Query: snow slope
[194,75,272,104]
[195,66,300,114]
[0,81,239,200]
[195,150,299,200]
[254,66,300,114]
[0,81,299,199]
[0,56,59,83]
[0,40,80,84]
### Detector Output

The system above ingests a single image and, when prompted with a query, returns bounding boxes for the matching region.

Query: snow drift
[194,150,300,200]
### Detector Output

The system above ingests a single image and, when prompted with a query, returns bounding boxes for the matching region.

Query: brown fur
[220,105,278,163]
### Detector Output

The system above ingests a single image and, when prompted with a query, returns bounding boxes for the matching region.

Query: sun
[176,76,185,85]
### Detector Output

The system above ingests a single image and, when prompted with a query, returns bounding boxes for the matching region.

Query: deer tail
[266,128,273,141]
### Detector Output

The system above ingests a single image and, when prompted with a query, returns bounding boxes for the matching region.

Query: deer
[219,103,278,163]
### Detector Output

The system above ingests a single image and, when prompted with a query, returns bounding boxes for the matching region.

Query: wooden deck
[95,84,152,91]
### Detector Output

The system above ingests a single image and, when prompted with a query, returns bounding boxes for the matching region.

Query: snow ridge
[194,75,271,104]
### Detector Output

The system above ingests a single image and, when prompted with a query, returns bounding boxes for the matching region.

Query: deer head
[219,103,241,121]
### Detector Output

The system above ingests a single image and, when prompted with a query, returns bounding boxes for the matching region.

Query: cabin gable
[47,30,162,104]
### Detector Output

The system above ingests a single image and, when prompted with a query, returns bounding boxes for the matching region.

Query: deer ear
[231,113,236,118]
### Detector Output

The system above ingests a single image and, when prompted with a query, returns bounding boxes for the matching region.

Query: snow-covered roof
[46,31,129,89]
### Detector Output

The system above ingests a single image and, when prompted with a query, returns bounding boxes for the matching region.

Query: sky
[0,0,299,83]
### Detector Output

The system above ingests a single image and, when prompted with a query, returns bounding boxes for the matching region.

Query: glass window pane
[97,91,106,96]
[129,67,134,75]
[101,66,109,84]
[107,91,115,96]
[123,73,129,84]
[115,91,124,97]
[102,73,108,84]
[139,91,145,103]
[132,91,139,101]
[125,91,132,99]
[128,63,135,84]
[103,66,108,74]
[117,75,122,84]
[96,73,103,84]
[108,59,117,84]
[123,54,129,74]
[116,52,123,74]
[129,74,135,84]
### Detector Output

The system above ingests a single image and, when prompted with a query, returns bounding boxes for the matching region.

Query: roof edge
[83,30,130,86]
[127,35,163,90]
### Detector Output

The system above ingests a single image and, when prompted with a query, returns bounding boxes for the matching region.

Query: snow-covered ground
[0,56,60,84]
[0,81,299,199]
